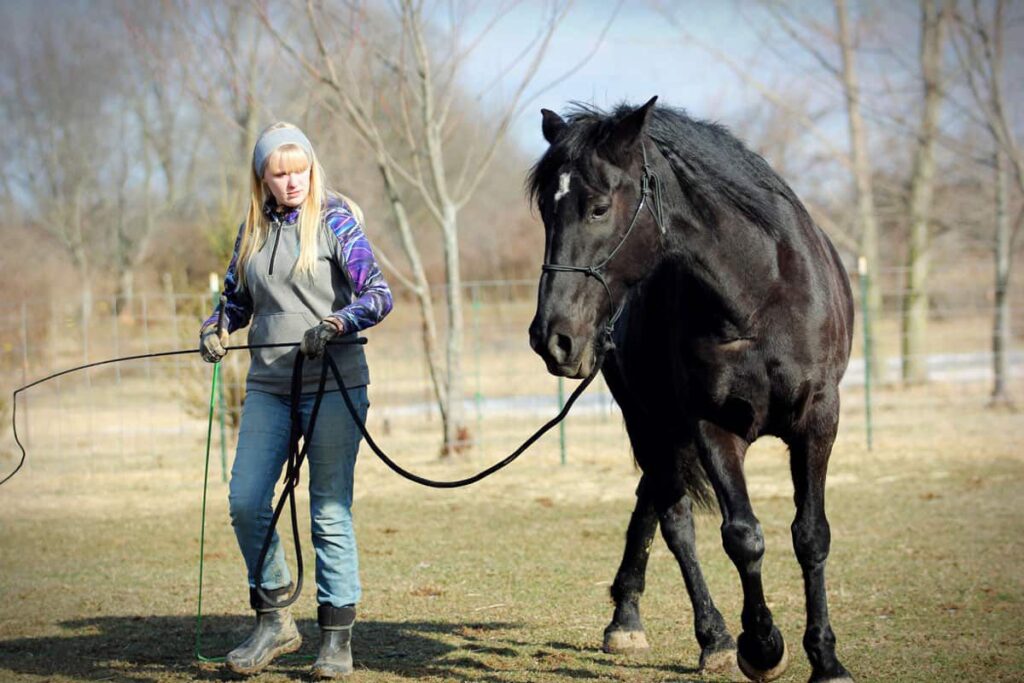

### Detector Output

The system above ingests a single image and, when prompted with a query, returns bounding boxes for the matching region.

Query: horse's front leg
[603,477,658,654]
[696,420,789,683]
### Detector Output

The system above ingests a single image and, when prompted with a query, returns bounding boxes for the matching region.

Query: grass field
[1,377,1023,683]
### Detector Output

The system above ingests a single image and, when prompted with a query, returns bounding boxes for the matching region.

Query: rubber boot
[310,604,355,679]
[225,586,302,676]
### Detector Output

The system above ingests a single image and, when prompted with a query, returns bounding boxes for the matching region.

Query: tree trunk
[835,0,884,384]
[115,110,142,319]
[409,0,469,456]
[70,188,93,321]
[991,148,1012,405]
[900,0,949,384]
[374,155,449,426]
[440,203,466,456]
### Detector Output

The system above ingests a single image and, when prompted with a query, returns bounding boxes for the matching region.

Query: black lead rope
[4,330,606,610]
[253,341,605,608]
[1,340,360,489]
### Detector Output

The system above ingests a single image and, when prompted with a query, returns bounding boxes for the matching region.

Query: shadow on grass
[0,614,712,682]
[2,614,692,682]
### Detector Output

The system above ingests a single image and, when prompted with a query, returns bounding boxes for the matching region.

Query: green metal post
[858,257,874,451]
[194,355,223,662]
[472,284,483,443]
[211,278,228,482]
[557,376,566,465]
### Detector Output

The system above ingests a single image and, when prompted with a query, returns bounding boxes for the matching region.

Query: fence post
[142,292,156,461]
[210,274,228,483]
[82,290,96,459]
[19,302,30,449]
[112,294,125,462]
[53,298,63,458]
[472,284,483,445]
[164,273,186,437]
[858,257,874,451]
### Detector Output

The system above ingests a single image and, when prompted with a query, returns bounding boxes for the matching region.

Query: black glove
[199,327,229,363]
[301,321,341,359]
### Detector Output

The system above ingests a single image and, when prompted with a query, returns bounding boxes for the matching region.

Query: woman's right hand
[200,328,230,363]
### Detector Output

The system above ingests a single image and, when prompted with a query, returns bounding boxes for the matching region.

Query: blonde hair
[237,122,363,284]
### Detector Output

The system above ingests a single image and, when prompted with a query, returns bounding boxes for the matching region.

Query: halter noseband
[541,141,666,342]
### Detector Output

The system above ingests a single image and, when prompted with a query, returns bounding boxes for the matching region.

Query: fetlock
[225,586,302,676]
[311,604,355,679]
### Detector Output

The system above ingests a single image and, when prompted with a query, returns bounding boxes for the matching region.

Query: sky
[452,1,799,157]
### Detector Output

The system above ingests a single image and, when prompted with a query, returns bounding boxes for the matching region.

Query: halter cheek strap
[541,142,666,341]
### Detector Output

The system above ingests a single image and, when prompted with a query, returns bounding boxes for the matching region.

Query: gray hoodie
[206,197,393,394]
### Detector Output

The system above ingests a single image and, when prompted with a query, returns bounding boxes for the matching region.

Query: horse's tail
[680,447,716,512]
[631,445,716,512]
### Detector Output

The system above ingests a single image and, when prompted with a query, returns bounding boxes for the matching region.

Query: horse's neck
[657,217,777,333]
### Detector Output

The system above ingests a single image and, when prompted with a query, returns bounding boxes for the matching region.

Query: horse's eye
[590,204,610,220]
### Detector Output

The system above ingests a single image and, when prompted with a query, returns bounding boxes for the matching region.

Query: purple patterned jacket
[202,194,393,392]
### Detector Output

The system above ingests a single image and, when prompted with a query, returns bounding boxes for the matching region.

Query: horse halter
[541,141,667,341]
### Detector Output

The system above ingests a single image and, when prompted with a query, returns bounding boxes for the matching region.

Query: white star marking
[554,172,571,204]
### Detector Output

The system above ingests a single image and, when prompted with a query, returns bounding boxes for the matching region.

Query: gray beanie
[252,126,314,175]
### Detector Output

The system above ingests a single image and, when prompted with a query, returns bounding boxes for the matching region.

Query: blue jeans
[228,387,368,608]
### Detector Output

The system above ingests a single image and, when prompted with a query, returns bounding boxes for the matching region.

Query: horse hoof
[699,647,741,678]
[737,638,788,682]
[602,629,650,654]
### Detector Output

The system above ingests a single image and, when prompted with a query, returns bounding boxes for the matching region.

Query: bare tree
[258,0,603,455]
[952,0,1023,406]
[900,0,953,384]
[0,6,129,320]
[660,0,887,382]
[139,0,299,278]
[833,0,885,382]
[119,1,219,308]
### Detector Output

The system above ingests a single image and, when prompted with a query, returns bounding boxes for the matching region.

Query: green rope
[195,361,225,663]
[193,362,313,665]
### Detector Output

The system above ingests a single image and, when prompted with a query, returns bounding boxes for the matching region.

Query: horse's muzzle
[529,318,596,379]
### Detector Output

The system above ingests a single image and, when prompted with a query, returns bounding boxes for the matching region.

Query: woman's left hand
[301,320,341,359]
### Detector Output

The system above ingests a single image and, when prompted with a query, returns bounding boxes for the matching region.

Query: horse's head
[528,97,665,379]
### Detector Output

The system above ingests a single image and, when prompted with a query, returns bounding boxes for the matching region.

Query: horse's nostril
[555,334,572,355]
[547,333,574,364]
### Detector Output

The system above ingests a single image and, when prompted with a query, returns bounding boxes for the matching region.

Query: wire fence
[1,266,1021,487]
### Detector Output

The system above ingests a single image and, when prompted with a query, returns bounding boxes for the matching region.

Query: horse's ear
[602,96,658,165]
[541,109,567,144]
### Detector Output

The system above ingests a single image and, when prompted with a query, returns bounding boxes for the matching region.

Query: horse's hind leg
[787,398,853,682]
[603,477,657,654]
[695,420,788,682]
[656,488,738,675]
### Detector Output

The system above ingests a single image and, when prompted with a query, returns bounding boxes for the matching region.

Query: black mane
[528,102,801,237]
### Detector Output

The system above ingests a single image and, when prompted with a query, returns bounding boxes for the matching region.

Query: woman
[199,122,392,678]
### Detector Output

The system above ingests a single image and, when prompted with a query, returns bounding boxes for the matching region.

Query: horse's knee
[721,520,765,569]
[791,516,831,567]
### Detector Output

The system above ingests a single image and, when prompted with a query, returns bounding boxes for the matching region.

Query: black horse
[528,98,855,683]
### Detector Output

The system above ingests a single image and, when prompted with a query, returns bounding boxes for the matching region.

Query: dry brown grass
[1,375,1023,682]
[1,277,1022,681]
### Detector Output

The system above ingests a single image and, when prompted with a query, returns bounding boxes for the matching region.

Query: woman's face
[262,149,311,208]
